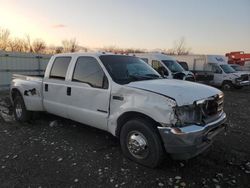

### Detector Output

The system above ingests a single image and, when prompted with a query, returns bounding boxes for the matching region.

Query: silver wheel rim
[127,131,149,159]
[15,102,22,118]
[223,84,231,90]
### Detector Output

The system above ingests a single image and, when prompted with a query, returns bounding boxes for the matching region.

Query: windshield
[100,55,161,84]
[220,64,236,73]
[231,65,242,71]
[162,60,184,73]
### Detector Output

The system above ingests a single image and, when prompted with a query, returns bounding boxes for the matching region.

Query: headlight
[235,77,242,82]
[174,104,202,127]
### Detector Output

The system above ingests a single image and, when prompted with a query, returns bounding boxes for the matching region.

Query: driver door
[210,64,223,86]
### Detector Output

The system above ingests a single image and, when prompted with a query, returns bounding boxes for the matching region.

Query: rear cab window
[49,57,71,80]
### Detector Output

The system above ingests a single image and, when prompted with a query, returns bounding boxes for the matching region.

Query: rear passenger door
[43,56,71,118]
[67,56,110,131]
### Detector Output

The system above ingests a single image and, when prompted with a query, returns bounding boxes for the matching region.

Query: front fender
[107,86,177,136]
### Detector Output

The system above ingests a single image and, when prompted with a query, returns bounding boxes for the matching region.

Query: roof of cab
[132,52,176,61]
[52,52,131,58]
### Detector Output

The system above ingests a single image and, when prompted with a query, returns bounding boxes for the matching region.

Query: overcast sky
[0,0,249,54]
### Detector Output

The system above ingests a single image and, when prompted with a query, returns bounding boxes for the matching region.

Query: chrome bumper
[235,80,250,86]
[158,112,227,160]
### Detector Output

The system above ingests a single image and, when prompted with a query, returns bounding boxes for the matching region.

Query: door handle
[45,84,48,92]
[67,87,71,96]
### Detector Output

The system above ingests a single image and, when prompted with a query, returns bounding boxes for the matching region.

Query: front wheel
[221,81,233,90]
[120,118,164,168]
[13,95,31,122]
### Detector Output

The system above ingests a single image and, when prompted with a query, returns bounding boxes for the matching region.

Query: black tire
[13,95,31,122]
[120,118,164,168]
[221,81,233,90]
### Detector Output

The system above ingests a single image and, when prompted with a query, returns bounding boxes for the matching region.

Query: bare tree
[0,28,10,50]
[62,38,79,52]
[32,39,46,53]
[167,37,191,55]
[24,35,34,52]
[8,38,26,52]
[55,46,63,53]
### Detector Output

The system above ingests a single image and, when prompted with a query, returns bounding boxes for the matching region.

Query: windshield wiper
[129,74,160,81]
[116,74,160,84]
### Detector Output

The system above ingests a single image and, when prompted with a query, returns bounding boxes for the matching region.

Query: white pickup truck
[10,53,227,167]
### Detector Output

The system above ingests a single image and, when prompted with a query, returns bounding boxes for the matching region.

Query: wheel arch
[222,80,233,85]
[115,111,162,138]
[11,88,22,101]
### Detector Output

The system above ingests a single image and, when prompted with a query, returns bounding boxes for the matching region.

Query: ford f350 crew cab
[10,53,227,167]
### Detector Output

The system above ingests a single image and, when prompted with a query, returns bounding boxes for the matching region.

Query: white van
[132,53,195,81]
[173,55,250,89]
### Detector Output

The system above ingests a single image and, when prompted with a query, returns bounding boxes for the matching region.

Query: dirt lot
[0,88,250,188]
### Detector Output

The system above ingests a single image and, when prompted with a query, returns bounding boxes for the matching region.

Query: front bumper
[158,112,227,160]
[235,80,250,86]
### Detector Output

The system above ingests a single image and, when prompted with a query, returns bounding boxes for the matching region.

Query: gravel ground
[0,88,250,188]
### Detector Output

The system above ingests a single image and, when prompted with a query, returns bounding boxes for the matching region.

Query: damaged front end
[157,93,227,160]
[174,92,224,127]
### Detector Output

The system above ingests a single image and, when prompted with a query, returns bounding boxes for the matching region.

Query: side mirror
[102,75,109,89]
[215,69,222,74]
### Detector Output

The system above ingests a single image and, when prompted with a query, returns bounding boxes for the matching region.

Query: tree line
[0,27,86,54]
[0,27,190,55]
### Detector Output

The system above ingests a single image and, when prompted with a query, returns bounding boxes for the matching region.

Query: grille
[201,95,223,117]
[241,74,249,81]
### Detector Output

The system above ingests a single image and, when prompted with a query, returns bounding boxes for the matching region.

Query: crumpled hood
[183,71,194,76]
[126,79,221,106]
[232,72,250,76]
[238,71,250,75]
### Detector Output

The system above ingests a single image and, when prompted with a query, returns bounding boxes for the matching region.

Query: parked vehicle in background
[226,51,250,66]
[173,55,250,89]
[10,53,227,167]
[132,53,195,81]
[175,59,214,83]
[244,61,250,71]
[229,64,250,79]
[177,61,189,71]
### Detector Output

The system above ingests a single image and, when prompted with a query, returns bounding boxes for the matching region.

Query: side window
[152,60,168,76]
[50,57,71,80]
[212,65,222,74]
[72,57,108,89]
[140,58,148,64]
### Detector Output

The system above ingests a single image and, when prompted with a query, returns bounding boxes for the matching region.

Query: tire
[13,95,31,122]
[120,118,164,168]
[221,81,233,90]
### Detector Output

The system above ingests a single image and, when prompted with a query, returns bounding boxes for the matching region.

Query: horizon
[0,0,250,55]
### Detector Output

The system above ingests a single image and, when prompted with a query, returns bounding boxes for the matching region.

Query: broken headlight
[174,104,202,127]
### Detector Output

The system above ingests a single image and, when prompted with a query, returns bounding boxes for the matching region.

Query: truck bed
[11,74,44,111]
[192,71,214,83]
